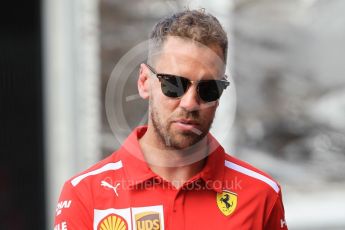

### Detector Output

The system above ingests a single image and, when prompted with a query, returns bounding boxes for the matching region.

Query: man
[54,10,288,230]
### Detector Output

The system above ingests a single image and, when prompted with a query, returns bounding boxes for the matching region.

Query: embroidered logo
[216,190,238,216]
[94,208,132,230]
[131,205,165,230]
[98,214,128,230]
[135,211,161,230]
[101,180,120,197]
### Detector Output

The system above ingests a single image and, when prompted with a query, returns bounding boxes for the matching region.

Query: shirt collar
[119,126,156,188]
[198,134,225,193]
[119,126,225,192]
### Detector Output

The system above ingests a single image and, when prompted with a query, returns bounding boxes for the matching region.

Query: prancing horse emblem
[216,190,238,216]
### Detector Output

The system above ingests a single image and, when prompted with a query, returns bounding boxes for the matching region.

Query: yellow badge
[98,214,128,230]
[135,211,161,230]
[216,190,238,216]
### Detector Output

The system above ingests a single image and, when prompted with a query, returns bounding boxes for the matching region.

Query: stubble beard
[150,102,213,150]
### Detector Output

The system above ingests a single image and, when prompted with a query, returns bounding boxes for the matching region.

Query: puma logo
[101,180,120,197]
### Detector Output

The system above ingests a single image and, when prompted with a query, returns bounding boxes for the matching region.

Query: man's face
[146,36,226,150]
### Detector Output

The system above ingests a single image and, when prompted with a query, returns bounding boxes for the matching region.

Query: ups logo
[135,211,161,230]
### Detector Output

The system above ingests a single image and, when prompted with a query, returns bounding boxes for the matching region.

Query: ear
[138,63,150,99]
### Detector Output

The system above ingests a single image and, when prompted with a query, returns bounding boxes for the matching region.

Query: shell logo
[98,214,128,230]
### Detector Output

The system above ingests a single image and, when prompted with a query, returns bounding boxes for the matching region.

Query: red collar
[118,126,225,193]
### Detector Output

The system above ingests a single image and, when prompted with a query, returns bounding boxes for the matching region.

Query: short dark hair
[149,9,228,63]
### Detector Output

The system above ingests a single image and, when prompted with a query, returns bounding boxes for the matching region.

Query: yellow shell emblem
[98,214,128,230]
[216,190,238,216]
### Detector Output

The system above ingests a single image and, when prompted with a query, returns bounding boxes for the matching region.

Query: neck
[139,126,208,188]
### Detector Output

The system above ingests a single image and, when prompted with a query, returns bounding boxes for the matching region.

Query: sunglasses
[145,64,230,102]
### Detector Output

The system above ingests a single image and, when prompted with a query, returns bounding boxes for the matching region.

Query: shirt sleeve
[264,189,288,230]
[54,181,93,230]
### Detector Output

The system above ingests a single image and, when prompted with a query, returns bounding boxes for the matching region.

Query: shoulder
[70,152,123,187]
[222,153,281,195]
[62,150,124,194]
[221,153,287,228]
[54,152,124,226]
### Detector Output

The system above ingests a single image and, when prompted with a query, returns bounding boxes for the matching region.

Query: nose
[179,85,200,111]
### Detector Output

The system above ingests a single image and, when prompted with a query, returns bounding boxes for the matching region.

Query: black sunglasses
[145,64,230,102]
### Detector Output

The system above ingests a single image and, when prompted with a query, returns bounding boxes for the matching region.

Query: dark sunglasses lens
[160,75,189,98]
[198,81,224,102]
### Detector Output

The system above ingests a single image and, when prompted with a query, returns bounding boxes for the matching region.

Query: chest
[92,183,267,230]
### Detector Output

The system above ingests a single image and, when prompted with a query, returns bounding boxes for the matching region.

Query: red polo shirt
[54,126,288,230]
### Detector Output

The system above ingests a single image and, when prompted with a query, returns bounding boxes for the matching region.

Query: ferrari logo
[216,190,238,216]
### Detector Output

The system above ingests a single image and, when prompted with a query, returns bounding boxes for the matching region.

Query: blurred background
[1,0,344,229]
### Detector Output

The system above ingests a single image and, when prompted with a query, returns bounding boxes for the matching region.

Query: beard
[150,100,214,150]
